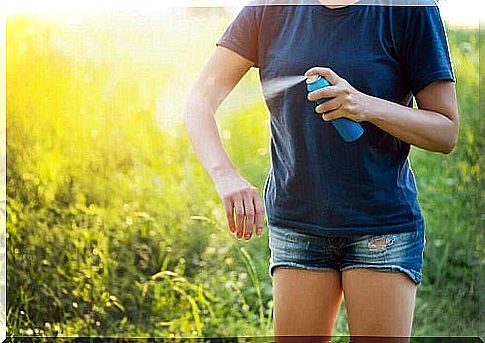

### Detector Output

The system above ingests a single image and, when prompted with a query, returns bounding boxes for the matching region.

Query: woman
[184,0,458,340]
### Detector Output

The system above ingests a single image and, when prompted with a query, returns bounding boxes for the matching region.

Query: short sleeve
[216,5,262,67]
[398,5,455,95]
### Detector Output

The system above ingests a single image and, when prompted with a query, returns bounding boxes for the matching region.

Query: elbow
[183,92,216,127]
[440,144,455,155]
[183,96,200,132]
[440,117,459,155]
[440,131,459,155]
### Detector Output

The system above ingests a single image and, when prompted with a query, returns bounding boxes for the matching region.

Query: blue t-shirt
[216,0,455,236]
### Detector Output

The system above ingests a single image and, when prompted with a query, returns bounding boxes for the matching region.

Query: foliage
[409,27,481,335]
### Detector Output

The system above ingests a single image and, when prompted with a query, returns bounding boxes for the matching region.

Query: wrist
[361,94,384,123]
[210,164,240,182]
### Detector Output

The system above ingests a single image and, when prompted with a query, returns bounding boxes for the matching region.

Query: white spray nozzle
[305,75,321,84]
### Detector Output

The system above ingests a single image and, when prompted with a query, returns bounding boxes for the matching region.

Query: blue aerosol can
[306,75,364,142]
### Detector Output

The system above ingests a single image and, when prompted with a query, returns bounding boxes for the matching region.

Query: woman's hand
[305,67,459,154]
[213,170,265,241]
[305,67,372,122]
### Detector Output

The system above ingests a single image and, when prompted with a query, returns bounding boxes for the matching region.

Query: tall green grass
[408,27,480,336]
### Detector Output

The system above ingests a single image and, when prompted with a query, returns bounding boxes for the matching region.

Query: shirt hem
[412,69,455,95]
[267,215,424,236]
[216,41,259,68]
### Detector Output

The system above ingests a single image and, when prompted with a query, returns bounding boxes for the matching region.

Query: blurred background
[5,0,482,338]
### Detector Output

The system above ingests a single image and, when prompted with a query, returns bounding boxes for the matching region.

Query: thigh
[273,267,343,339]
[268,225,344,339]
[342,268,417,340]
[340,227,426,339]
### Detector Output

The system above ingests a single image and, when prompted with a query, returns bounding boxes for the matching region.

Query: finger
[321,108,342,121]
[304,67,341,85]
[254,196,265,237]
[224,198,236,233]
[307,86,338,102]
[243,194,255,240]
[315,97,342,114]
[233,199,245,239]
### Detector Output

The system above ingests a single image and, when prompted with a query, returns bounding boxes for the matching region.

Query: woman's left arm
[306,67,459,154]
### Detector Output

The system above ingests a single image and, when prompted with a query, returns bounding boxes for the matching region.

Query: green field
[6,9,481,338]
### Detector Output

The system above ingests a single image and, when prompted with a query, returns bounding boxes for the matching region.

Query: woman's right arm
[184,46,265,241]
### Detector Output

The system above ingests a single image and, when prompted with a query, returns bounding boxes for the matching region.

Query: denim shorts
[268,224,427,286]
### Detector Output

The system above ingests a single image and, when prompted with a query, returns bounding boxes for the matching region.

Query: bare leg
[272,267,343,342]
[342,268,418,343]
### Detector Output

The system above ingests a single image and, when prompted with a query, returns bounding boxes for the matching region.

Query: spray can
[306,75,364,142]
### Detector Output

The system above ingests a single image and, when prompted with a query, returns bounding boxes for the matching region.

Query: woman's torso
[257,4,425,235]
